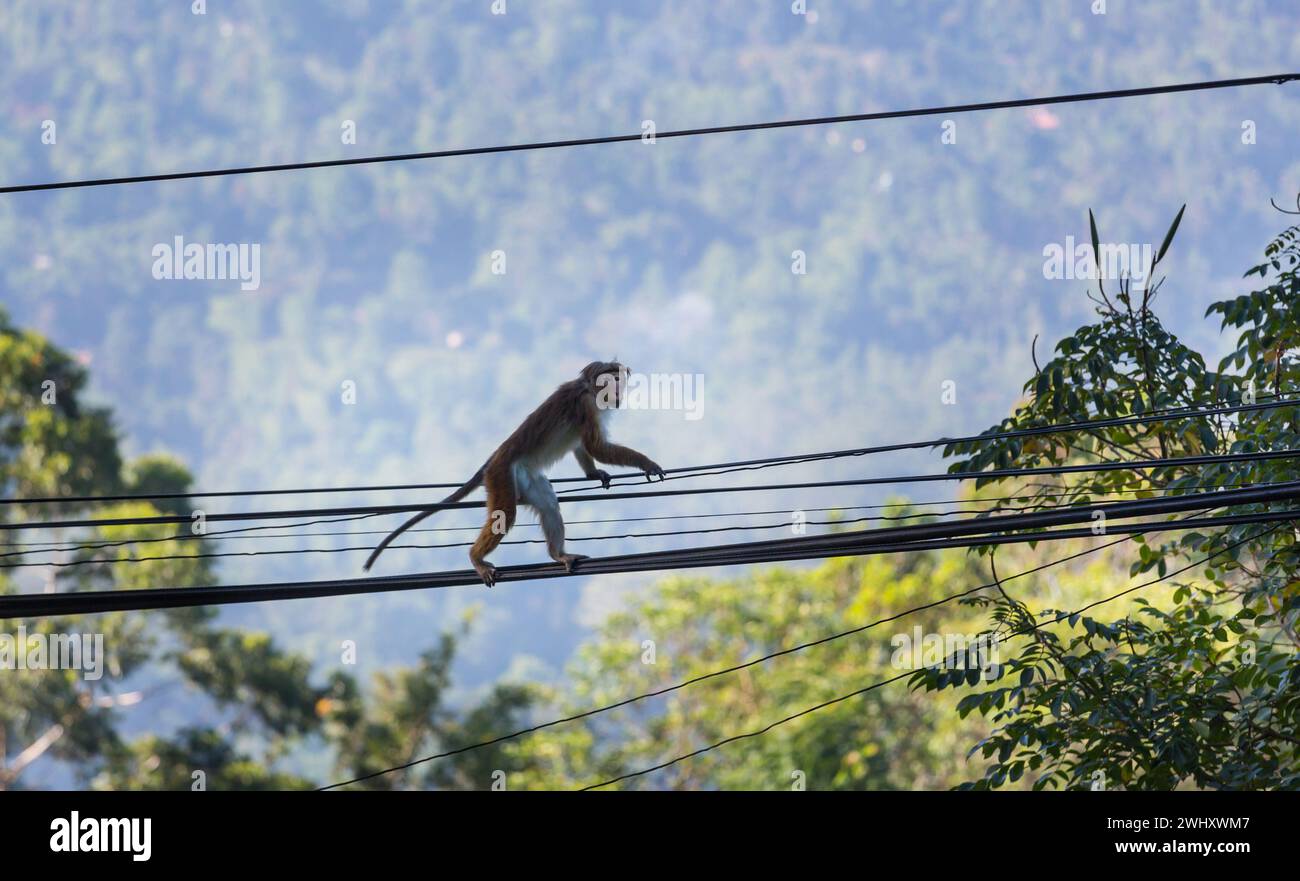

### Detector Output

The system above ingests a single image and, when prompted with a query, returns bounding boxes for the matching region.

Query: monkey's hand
[642,460,666,482]
[593,469,612,489]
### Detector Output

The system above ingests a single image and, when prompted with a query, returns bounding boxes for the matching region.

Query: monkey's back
[490,379,590,474]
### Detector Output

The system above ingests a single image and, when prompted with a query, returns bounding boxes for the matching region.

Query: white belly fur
[512,426,578,507]
[511,410,610,507]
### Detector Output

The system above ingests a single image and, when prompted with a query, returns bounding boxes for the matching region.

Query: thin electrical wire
[6,392,1294,507]
[3,74,1296,195]
[5,446,1298,534]
[558,396,1299,495]
[7,476,1296,570]
[4,489,1296,618]
[0,502,1015,554]
[17,504,1107,571]
[0,511,396,558]
[17,487,1182,562]
[4,469,1289,555]
[580,524,1278,789]
[1,513,937,570]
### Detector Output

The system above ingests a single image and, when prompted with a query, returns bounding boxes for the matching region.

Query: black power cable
[555,396,1300,494]
[2,74,1295,195]
[4,446,1298,534]
[0,502,1015,553]
[4,474,1289,556]
[10,472,1299,571]
[0,511,966,571]
[4,483,1297,618]
[5,393,1293,507]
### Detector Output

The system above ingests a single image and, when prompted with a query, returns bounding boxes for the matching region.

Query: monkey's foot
[474,561,498,588]
[555,553,588,573]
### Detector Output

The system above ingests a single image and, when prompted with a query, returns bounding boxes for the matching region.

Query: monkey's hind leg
[521,471,585,574]
[470,466,517,587]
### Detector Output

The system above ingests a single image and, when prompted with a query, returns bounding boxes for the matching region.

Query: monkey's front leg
[574,448,612,489]
[580,436,666,484]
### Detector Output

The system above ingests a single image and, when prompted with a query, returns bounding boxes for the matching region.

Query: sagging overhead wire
[4,445,1299,534]
[1,509,984,571]
[0,501,1019,551]
[580,524,1280,790]
[5,470,1294,557]
[6,479,1300,618]
[559,394,1300,495]
[1,74,1295,195]
[319,526,1145,789]
[2,505,1066,570]
[5,393,1295,508]
[9,472,1300,570]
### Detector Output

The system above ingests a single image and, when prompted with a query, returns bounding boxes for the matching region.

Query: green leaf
[1155,203,1186,267]
[1089,208,1105,299]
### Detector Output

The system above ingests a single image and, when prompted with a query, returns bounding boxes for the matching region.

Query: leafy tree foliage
[916,204,1300,790]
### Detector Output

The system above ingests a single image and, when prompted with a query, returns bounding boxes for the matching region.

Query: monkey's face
[585,361,629,408]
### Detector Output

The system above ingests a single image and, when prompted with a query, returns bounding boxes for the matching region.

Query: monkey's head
[581,360,629,408]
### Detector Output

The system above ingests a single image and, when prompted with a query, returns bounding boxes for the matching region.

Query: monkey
[363,361,665,586]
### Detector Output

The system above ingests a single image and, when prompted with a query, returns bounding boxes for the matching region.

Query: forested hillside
[2,1,1298,788]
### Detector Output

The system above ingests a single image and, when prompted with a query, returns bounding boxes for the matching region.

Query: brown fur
[363,361,664,585]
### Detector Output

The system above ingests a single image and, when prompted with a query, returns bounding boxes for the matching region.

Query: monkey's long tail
[362,465,486,572]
